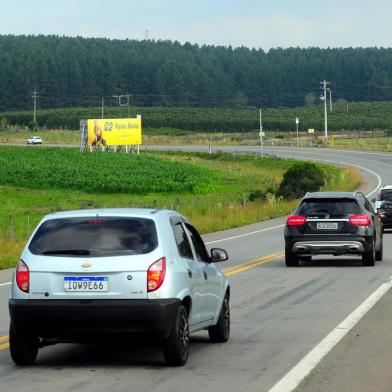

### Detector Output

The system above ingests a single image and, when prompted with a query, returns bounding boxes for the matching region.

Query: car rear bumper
[9,298,180,341]
[286,235,373,256]
[292,241,364,254]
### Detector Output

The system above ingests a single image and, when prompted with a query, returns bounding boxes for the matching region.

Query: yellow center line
[223,252,283,274]
[0,335,8,343]
[224,251,284,277]
[0,342,9,351]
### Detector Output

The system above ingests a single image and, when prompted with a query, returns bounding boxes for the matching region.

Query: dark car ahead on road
[284,192,383,267]
[374,185,392,231]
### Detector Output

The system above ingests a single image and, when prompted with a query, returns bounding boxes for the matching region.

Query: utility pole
[259,109,264,156]
[101,96,104,119]
[320,81,330,144]
[32,90,39,124]
[328,88,332,112]
[295,117,299,144]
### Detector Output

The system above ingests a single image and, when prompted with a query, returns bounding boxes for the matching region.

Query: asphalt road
[1,146,392,392]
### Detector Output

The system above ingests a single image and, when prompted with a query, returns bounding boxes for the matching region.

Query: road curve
[1,146,392,392]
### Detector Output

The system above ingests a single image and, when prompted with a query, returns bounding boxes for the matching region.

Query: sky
[0,0,391,50]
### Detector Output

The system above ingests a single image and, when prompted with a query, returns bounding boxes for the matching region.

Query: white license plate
[317,222,338,230]
[64,277,108,292]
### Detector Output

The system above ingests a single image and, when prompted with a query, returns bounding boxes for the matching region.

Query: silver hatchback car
[9,209,230,366]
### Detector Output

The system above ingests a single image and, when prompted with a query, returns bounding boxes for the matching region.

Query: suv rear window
[297,198,361,218]
[29,217,158,257]
[379,190,392,202]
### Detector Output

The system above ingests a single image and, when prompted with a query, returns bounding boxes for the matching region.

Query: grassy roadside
[4,129,392,152]
[331,137,392,152]
[0,149,361,270]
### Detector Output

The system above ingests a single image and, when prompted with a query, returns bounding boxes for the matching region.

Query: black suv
[373,186,392,231]
[284,192,383,267]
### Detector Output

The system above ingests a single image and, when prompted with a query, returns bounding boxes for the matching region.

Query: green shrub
[277,162,326,200]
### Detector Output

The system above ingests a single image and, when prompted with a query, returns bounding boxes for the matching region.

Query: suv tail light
[349,214,371,226]
[16,260,29,293]
[147,257,166,292]
[287,215,307,226]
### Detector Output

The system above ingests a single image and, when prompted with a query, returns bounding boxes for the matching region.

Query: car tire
[299,255,312,262]
[285,246,299,267]
[208,294,230,343]
[362,241,376,266]
[9,323,38,366]
[162,304,190,366]
[375,236,383,261]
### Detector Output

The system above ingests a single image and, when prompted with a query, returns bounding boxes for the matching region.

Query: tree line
[1,35,392,111]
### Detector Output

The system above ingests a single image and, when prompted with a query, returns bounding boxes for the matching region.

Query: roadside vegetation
[0,147,361,269]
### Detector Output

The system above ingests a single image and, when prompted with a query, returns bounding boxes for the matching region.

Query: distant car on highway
[26,136,42,145]
[373,185,392,231]
[8,208,230,366]
[284,192,383,267]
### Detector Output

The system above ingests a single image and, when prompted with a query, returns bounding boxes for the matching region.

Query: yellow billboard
[87,118,142,146]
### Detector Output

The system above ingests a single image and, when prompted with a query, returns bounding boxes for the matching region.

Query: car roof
[42,208,181,221]
[303,191,359,199]
[381,185,392,190]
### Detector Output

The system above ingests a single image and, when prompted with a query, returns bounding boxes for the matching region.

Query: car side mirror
[211,248,228,263]
[371,198,376,203]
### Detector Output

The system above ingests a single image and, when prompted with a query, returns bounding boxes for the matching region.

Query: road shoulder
[295,281,392,392]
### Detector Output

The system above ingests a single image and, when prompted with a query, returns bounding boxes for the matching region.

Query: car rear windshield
[379,190,392,202]
[297,198,361,218]
[29,217,158,257]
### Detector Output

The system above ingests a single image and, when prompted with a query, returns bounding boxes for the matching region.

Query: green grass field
[0,148,361,269]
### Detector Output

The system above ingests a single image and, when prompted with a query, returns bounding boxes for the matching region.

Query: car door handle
[203,271,208,280]
[187,269,193,278]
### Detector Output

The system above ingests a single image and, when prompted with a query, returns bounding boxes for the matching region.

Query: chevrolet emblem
[81,262,92,268]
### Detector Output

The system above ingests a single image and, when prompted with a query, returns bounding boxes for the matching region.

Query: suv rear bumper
[9,298,180,341]
[292,241,364,254]
[286,235,373,256]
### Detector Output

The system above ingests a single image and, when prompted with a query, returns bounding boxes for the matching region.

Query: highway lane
[0,146,391,392]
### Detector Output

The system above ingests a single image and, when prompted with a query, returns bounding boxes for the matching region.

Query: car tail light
[147,257,166,292]
[349,214,371,226]
[287,215,307,226]
[16,260,29,293]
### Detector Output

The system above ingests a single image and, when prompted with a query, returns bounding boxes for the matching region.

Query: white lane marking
[0,282,11,287]
[269,275,392,392]
[205,224,285,245]
[205,157,382,245]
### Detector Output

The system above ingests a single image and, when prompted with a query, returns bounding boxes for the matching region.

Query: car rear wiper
[43,249,90,255]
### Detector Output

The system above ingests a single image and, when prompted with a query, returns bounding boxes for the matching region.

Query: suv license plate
[317,222,338,230]
[64,277,108,292]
